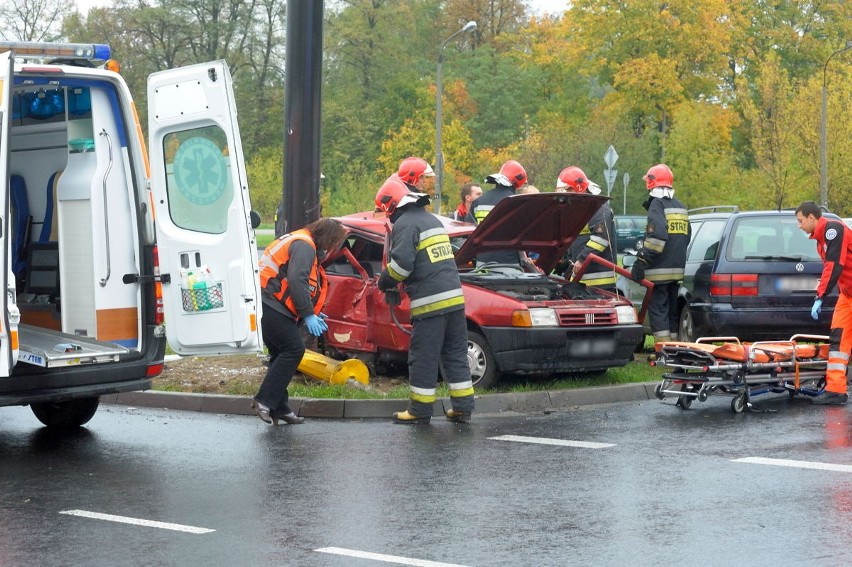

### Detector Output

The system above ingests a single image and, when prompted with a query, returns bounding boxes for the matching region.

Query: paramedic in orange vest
[253,218,347,424]
[796,201,850,405]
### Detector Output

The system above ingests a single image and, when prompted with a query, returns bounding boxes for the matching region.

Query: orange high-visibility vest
[258,229,328,318]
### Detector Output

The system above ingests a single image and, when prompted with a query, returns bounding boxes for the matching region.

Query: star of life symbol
[174,137,227,206]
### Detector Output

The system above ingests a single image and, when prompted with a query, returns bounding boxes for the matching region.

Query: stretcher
[651,334,829,413]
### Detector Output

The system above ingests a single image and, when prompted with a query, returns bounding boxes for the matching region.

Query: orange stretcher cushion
[657,341,828,363]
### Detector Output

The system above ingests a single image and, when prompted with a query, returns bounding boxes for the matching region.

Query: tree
[665,101,741,209]
[0,0,75,41]
[739,53,809,210]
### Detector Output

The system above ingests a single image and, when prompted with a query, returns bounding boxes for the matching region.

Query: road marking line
[59,510,215,534]
[733,457,852,473]
[488,434,615,449]
[315,547,470,566]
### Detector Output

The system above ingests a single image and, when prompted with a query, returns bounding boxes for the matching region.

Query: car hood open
[454,192,608,273]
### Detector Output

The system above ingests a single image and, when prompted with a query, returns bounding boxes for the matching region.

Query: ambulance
[0,42,262,427]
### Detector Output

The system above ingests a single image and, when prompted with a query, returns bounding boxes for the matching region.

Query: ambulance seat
[38,170,62,242]
[10,174,31,279]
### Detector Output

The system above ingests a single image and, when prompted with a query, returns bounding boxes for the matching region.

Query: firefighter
[253,218,347,425]
[630,164,690,343]
[374,176,474,424]
[555,166,616,292]
[466,159,528,265]
[796,201,850,405]
[397,156,435,191]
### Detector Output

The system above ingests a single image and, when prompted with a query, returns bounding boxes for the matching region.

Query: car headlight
[615,305,638,324]
[511,308,559,327]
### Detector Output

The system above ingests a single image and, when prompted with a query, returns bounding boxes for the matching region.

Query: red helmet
[375,176,429,216]
[643,164,674,190]
[487,160,527,189]
[397,157,434,185]
[556,166,589,192]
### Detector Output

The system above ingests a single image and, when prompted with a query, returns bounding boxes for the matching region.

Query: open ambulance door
[0,50,17,376]
[147,61,262,356]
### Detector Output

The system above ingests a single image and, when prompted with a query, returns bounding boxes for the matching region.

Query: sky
[72,0,570,17]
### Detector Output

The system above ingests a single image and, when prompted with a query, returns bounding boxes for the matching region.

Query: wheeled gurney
[651,334,829,413]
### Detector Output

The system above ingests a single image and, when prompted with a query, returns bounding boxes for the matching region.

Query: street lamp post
[435,20,476,215]
[819,40,852,209]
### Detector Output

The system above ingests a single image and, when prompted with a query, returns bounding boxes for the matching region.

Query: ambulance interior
[8,79,145,369]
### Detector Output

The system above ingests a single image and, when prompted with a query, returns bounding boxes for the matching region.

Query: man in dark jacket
[631,164,690,343]
[375,175,474,424]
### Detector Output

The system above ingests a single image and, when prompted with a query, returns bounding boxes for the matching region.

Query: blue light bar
[0,41,112,61]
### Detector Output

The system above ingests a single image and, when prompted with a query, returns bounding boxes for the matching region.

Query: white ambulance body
[0,42,262,427]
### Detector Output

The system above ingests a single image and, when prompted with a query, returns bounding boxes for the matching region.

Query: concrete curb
[101,381,658,418]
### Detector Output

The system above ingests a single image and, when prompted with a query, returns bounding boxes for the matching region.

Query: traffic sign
[604,145,619,169]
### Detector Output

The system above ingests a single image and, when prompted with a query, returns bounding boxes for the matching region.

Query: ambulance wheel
[31,397,100,428]
[731,394,746,414]
[467,331,498,389]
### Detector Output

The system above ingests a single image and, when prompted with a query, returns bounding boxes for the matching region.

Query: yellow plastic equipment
[297,349,370,385]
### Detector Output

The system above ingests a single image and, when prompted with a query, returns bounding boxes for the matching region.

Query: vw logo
[795,263,804,272]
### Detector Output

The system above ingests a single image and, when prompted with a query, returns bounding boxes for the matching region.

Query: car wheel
[467,331,499,389]
[677,308,694,342]
[30,397,100,428]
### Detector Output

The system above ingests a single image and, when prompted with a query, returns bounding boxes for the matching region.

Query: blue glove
[811,298,823,320]
[304,314,328,336]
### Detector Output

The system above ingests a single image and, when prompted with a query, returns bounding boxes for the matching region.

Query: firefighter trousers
[407,309,475,417]
[648,281,679,341]
[826,293,852,395]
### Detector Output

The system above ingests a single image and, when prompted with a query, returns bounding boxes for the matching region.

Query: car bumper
[481,325,643,374]
[691,304,834,340]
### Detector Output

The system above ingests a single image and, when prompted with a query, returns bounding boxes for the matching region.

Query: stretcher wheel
[654,383,665,400]
[731,394,746,414]
[697,388,708,402]
[676,384,693,409]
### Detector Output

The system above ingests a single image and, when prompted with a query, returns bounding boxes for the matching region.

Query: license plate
[774,276,817,294]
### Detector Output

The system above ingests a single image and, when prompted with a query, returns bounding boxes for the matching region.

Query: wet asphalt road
[2,396,852,566]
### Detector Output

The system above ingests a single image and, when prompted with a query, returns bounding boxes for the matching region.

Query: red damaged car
[321,192,643,388]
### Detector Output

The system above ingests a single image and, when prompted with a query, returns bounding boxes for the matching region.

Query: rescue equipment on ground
[297,349,370,386]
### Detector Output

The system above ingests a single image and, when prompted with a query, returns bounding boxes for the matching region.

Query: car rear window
[726,216,820,261]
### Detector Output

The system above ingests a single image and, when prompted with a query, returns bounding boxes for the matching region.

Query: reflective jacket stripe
[644,267,685,281]
[387,258,410,280]
[587,235,608,252]
[410,289,465,317]
[579,272,616,286]
[473,205,495,223]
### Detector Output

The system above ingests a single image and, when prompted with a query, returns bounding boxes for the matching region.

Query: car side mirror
[249,210,261,229]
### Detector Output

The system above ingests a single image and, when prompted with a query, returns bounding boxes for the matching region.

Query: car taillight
[153,245,165,325]
[710,273,758,297]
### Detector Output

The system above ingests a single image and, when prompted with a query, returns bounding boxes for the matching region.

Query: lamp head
[463,21,477,33]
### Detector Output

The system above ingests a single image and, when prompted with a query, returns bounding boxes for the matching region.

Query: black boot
[811,391,848,405]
